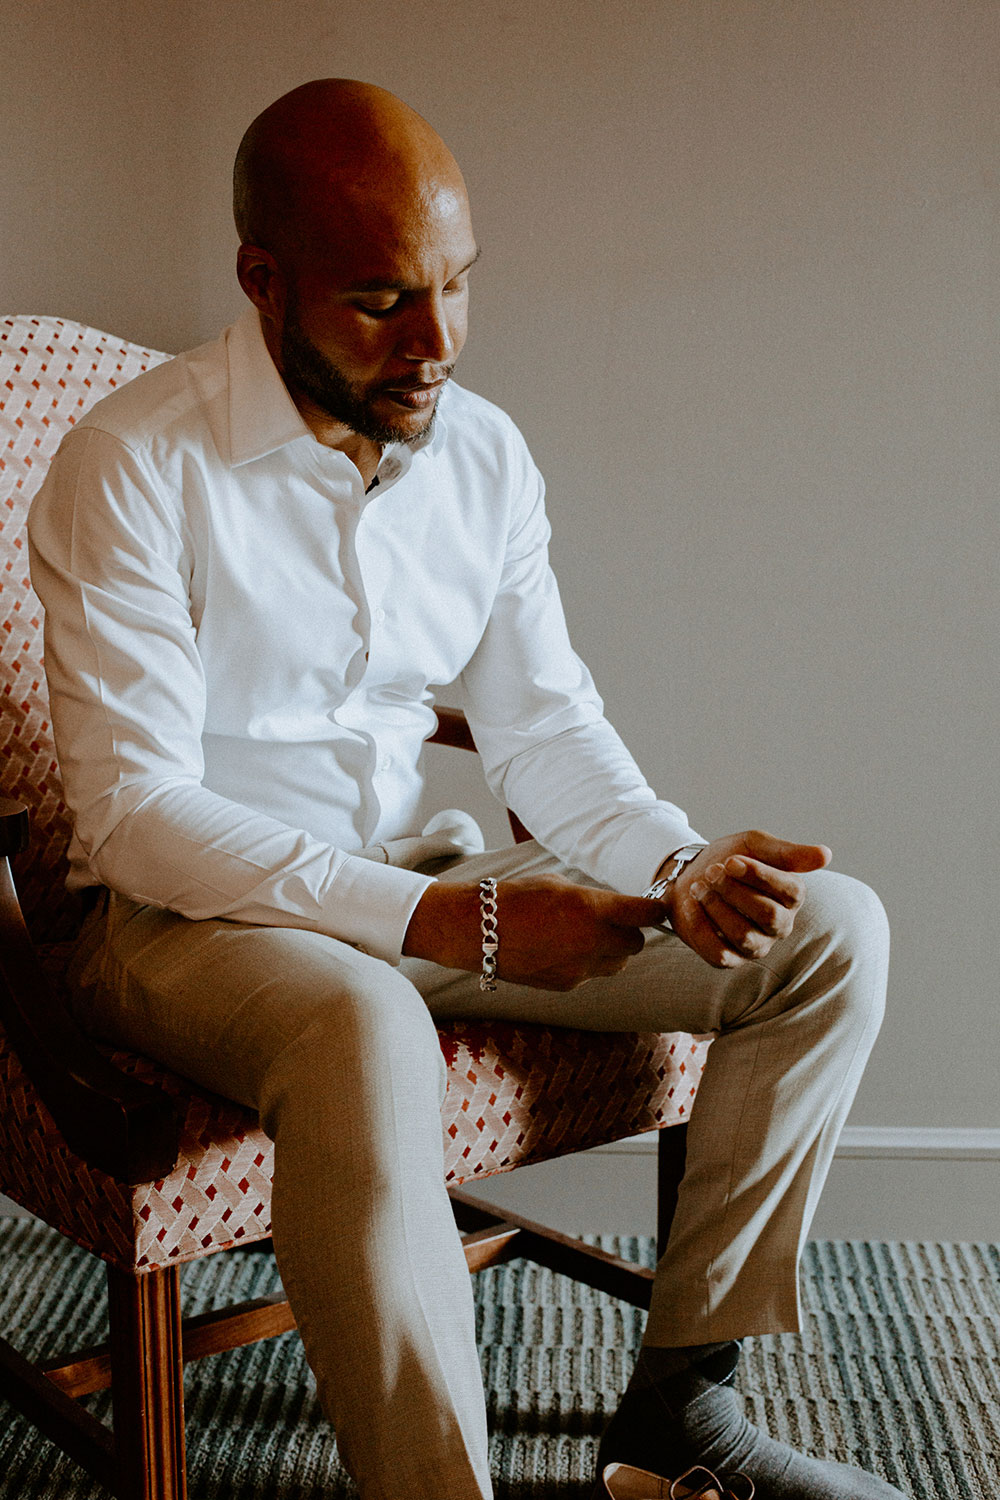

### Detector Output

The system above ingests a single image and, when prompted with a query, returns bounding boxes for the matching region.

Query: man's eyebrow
[345,247,481,295]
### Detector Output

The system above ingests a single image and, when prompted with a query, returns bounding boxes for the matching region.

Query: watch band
[642,843,708,929]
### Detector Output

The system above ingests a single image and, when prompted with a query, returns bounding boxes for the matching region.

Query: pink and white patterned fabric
[1,316,170,941]
[0,315,709,1274]
[0,994,707,1272]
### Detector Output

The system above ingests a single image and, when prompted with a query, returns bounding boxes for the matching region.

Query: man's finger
[692,886,774,959]
[740,830,832,873]
[713,856,805,909]
[618,926,647,958]
[676,892,749,969]
[613,895,672,930]
[695,867,795,939]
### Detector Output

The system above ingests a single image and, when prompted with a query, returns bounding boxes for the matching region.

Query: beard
[279,301,450,447]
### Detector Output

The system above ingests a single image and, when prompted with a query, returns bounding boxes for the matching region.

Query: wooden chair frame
[0,707,687,1500]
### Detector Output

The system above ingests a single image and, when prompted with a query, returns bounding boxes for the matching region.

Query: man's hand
[402,874,670,991]
[660,829,832,969]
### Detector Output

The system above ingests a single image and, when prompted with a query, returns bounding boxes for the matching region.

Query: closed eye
[355,296,403,318]
[349,249,479,317]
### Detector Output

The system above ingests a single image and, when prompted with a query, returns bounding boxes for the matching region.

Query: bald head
[233,79,468,273]
[231,81,478,459]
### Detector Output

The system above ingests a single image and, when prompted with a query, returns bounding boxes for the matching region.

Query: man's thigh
[71,891,437,1114]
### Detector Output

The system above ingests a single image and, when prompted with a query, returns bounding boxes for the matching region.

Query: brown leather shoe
[598,1461,755,1500]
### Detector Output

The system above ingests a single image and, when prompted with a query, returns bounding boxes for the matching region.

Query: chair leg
[107,1264,187,1500]
[656,1123,688,1259]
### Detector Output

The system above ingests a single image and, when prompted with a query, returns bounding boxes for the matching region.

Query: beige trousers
[69,840,889,1500]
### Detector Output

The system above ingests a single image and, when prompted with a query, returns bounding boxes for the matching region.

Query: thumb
[741,829,832,872]
[610,894,672,929]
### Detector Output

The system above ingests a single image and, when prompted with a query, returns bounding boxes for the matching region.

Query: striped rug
[0,1220,997,1498]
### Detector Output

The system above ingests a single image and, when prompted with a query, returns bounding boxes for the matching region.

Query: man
[28,80,897,1500]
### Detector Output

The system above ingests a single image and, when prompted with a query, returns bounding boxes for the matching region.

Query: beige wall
[5,1,998,1136]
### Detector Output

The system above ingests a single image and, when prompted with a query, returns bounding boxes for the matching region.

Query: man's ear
[236,244,286,327]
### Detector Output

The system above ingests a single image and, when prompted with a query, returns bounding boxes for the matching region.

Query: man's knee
[258,943,448,1129]
[793,867,890,1031]
[310,952,445,1084]
[803,867,889,959]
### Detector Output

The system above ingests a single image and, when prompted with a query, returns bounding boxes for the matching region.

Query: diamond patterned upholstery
[1,315,171,942]
[0,992,705,1272]
[0,314,708,1276]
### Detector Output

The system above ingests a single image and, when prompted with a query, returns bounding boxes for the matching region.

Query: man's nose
[400,293,456,364]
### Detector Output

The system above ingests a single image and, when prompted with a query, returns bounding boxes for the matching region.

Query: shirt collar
[226,306,314,467]
[225,302,450,468]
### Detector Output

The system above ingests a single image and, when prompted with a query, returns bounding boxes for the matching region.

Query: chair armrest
[0,800,181,1184]
[0,797,29,857]
[428,705,477,752]
[426,709,532,844]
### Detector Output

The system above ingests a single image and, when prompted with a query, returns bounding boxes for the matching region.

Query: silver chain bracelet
[479,877,499,991]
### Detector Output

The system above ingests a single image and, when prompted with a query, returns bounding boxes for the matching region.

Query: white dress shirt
[28,308,700,963]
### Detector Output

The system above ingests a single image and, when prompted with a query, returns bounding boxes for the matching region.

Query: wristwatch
[642,842,708,929]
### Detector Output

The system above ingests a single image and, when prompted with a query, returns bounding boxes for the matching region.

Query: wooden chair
[0,314,710,1500]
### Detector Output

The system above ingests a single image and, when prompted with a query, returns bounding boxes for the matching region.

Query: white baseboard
[457,1126,1000,1243]
[588,1125,1000,1161]
[5,1128,1000,1239]
[832,1126,1000,1159]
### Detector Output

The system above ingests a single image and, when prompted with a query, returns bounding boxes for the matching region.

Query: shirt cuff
[599,810,707,897]
[326,856,436,966]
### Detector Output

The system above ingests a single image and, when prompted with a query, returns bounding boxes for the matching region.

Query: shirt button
[379,755,393,772]
[373,606,386,623]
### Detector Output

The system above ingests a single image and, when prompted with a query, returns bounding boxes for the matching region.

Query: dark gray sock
[597,1342,907,1499]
